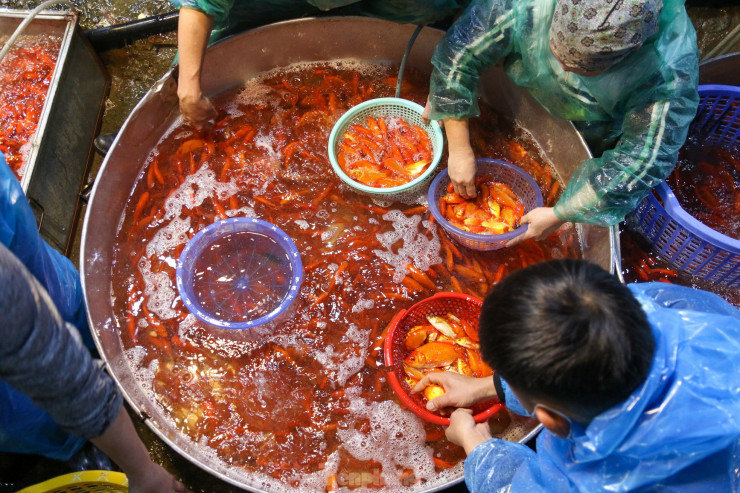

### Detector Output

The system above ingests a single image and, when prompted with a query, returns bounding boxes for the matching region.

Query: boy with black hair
[414,259,740,491]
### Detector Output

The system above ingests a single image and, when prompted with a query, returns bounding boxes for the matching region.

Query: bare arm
[91,407,187,493]
[444,118,477,198]
[177,7,217,130]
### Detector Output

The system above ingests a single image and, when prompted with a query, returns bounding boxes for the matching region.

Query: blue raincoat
[466,283,740,492]
[428,0,699,226]
[0,153,91,460]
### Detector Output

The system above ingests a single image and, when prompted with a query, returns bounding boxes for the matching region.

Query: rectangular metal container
[1,9,109,254]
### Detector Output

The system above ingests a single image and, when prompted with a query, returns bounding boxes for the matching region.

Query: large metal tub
[1,10,109,254]
[82,17,611,491]
[699,51,740,85]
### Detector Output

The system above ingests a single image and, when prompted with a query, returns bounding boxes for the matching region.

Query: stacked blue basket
[632,85,740,287]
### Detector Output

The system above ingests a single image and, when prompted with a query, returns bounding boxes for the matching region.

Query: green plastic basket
[328,97,444,202]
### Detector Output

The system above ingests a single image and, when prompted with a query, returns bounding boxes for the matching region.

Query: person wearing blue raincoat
[425,0,699,246]
[171,0,471,130]
[0,151,91,459]
[414,259,740,491]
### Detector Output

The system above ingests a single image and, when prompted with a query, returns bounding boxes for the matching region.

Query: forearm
[177,7,213,102]
[0,243,122,439]
[444,118,472,153]
[90,407,156,478]
[471,375,497,402]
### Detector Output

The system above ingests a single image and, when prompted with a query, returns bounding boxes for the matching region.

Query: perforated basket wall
[428,159,543,251]
[383,292,501,425]
[632,85,740,287]
[328,97,444,203]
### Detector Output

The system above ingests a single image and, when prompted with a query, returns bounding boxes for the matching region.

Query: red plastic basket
[383,292,503,426]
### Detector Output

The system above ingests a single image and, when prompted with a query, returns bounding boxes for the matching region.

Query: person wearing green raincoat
[424,0,699,245]
[170,0,470,130]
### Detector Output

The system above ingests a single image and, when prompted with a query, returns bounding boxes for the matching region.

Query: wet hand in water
[412,372,497,412]
[506,207,565,247]
[179,92,217,132]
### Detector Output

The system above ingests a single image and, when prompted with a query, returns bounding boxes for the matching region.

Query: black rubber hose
[84,11,179,52]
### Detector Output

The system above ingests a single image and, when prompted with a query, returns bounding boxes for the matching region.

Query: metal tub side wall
[83,17,607,491]
[699,52,740,85]
[1,11,109,254]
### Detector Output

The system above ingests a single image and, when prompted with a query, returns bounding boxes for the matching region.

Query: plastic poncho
[0,153,92,460]
[465,283,740,492]
[170,0,470,41]
[428,0,699,226]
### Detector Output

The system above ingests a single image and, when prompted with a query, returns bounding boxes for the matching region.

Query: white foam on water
[352,298,375,314]
[226,206,257,218]
[291,450,340,491]
[137,257,179,320]
[312,324,369,387]
[162,165,240,222]
[337,388,437,489]
[171,130,193,140]
[145,216,191,259]
[124,346,157,397]
[373,210,442,283]
[294,219,310,230]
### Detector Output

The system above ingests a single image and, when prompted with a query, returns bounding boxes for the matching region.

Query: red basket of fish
[383,292,503,425]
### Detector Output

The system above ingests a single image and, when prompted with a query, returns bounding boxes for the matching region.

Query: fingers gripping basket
[428,158,543,251]
[383,292,502,426]
[328,97,444,202]
[632,85,740,287]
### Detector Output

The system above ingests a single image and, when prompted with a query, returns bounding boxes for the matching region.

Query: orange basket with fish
[383,292,503,425]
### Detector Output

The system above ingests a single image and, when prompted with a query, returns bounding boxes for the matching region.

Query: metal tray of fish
[0,9,109,254]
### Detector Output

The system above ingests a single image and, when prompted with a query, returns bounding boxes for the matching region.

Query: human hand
[446,408,492,454]
[128,461,188,493]
[412,372,497,412]
[447,145,477,198]
[178,89,217,132]
[506,207,565,247]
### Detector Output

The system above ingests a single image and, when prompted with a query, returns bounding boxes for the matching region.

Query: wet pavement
[0,1,739,491]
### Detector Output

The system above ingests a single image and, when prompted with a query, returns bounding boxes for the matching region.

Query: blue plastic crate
[632,85,740,287]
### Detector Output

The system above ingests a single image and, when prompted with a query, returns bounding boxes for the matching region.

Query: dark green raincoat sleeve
[427,0,517,121]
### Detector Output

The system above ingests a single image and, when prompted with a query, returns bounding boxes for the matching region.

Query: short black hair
[479,259,654,417]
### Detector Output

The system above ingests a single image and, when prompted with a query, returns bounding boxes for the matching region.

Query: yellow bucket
[16,470,128,493]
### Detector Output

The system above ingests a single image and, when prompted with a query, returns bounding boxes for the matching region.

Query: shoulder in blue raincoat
[428,0,699,227]
[0,152,90,459]
[466,283,740,492]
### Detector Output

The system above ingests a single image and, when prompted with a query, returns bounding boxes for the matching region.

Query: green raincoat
[428,0,699,226]
[171,0,470,41]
